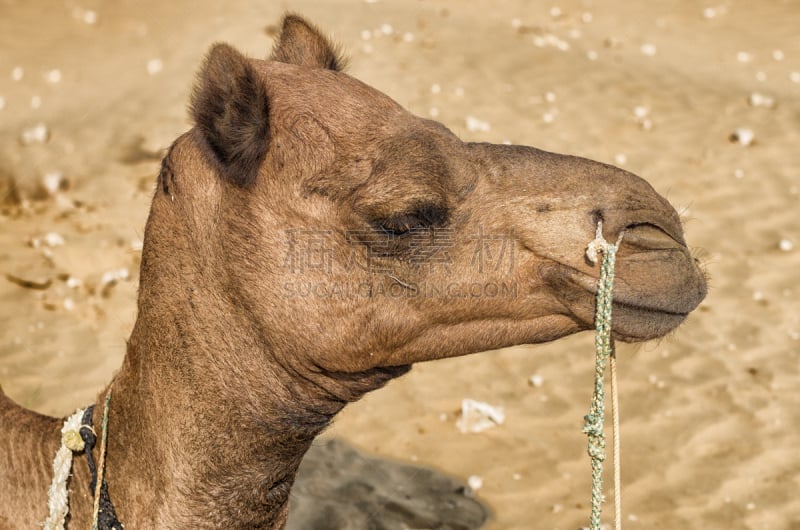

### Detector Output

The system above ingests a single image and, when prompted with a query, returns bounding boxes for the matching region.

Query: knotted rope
[44,386,121,530]
[583,221,623,530]
[44,407,88,530]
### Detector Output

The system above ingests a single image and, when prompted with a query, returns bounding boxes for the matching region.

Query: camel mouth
[548,260,705,343]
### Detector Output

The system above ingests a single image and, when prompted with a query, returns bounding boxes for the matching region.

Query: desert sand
[1,1,798,529]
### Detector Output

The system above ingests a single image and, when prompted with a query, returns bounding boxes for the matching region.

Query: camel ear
[270,14,346,71]
[190,43,270,187]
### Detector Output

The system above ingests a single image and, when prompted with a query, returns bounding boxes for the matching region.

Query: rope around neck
[44,407,88,530]
[44,386,116,530]
[583,222,623,530]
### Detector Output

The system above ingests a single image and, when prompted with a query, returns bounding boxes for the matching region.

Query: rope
[44,408,87,530]
[582,221,623,530]
[93,386,114,530]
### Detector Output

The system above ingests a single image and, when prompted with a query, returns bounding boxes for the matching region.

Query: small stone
[42,171,67,194]
[746,502,756,510]
[581,12,593,23]
[633,105,649,118]
[736,51,753,63]
[465,116,490,133]
[360,29,371,40]
[81,9,98,24]
[402,32,414,43]
[63,298,75,311]
[528,374,544,387]
[778,239,793,252]
[428,107,439,118]
[511,18,523,29]
[628,513,639,521]
[734,168,744,179]
[20,123,50,145]
[729,128,755,146]
[0,96,5,110]
[45,69,62,84]
[703,7,717,19]
[549,6,563,18]
[147,59,163,75]
[11,66,23,81]
[544,91,556,103]
[586,50,598,61]
[755,71,767,82]
[790,71,800,84]
[614,153,627,165]
[640,43,657,56]
[43,232,65,247]
[772,49,784,61]
[748,92,776,108]
[66,277,83,288]
[30,95,42,109]
[431,83,441,94]
[512,472,522,480]
[380,23,393,35]
[467,475,483,491]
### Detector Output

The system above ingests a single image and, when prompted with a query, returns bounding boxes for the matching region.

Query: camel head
[141,15,706,397]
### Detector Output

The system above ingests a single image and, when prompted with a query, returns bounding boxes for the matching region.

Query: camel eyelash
[372,204,449,237]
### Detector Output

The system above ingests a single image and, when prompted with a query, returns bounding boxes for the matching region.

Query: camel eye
[373,204,448,237]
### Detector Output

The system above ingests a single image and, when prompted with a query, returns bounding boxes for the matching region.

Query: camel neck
[101,310,338,528]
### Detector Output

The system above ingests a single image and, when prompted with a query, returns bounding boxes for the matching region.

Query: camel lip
[563,266,695,317]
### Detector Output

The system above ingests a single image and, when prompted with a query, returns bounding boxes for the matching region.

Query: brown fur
[0,14,706,529]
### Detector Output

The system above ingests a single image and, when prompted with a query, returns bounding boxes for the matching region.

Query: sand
[1,1,799,529]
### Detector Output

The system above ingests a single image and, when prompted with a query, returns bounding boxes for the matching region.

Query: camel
[0,14,707,530]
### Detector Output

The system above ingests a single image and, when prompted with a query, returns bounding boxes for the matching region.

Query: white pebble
[748,92,776,108]
[703,7,717,19]
[778,239,794,252]
[734,168,744,179]
[147,59,163,75]
[511,18,523,29]
[454,86,465,97]
[581,12,593,23]
[753,291,765,301]
[586,50,598,61]
[729,128,755,146]
[614,153,627,165]
[755,71,767,82]
[542,110,557,123]
[63,298,75,311]
[640,43,657,56]
[467,475,483,491]
[772,49,784,61]
[466,116,490,133]
[790,71,800,84]
[431,83,441,94]
[66,277,83,288]
[11,66,24,81]
[43,232,65,247]
[402,32,414,43]
[628,513,639,522]
[42,171,66,194]
[101,268,130,285]
[30,95,42,109]
[544,91,557,103]
[512,473,522,480]
[130,239,144,251]
[552,503,564,513]
[428,107,439,118]
[380,23,393,35]
[82,9,98,24]
[45,69,62,84]
[0,96,5,110]
[746,502,756,510]
[736,51,753,63]
[633,105,649,118]
[360,29,371,41]
[20,123,50,145]
[529,374,544,387]
[549,6,563,18]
